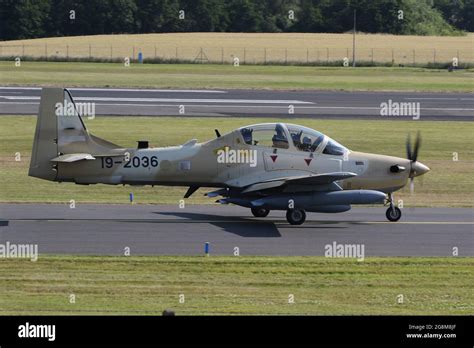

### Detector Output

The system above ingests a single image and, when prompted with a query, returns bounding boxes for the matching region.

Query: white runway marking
[0,96,314,104]
[8,219,473,225]
[404,97,474,101]
[0,87,227,93]
[0,102,38,105]
[1,102,474,115]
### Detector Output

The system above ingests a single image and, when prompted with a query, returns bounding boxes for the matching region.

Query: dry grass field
[1,32,473,64]
[1,256,472,315]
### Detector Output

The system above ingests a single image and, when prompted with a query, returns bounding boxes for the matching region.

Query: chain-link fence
[0,43,471,65]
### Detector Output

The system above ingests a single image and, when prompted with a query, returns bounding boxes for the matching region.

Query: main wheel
[251,207,270,218]
[386,207,402,222]
[286,209,306,225]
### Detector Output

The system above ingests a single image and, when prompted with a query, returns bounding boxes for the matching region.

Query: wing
[241,172,356,194]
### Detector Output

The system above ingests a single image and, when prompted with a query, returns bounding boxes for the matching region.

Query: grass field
[1,32,473,64]
[0,256,472,315]
[0,116,472,207]
[1,61,473,91]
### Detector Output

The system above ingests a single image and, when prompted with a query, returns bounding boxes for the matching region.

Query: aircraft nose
[412,162,430,177]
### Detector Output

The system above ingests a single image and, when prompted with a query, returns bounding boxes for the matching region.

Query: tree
[0,0,51,40]
[434,0,474,32]
[0,0,467,41]
[225,0,261,32]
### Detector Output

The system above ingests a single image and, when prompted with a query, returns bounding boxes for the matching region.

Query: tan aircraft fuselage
[58,129,413,194]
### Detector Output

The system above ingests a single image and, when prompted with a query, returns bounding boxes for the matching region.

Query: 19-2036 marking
[101,156,158,169]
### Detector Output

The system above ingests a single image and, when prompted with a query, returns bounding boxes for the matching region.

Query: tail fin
[29,88,120,181]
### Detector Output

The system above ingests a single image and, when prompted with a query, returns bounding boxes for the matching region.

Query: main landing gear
[251,207,307,225]
[286,209,306,225]
[385,193,402,222]
[251,207,270,218]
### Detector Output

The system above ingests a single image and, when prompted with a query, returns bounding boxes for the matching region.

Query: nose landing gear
[385,193,402,222]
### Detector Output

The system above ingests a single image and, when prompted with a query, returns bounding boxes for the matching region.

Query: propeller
[406,131,422,194]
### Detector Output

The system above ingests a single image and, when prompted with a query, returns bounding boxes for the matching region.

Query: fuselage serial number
[101,156,159,169]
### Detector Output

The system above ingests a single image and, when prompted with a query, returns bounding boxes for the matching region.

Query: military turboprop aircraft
[29,88,430,225]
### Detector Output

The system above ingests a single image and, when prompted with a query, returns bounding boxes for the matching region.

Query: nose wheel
[385,193,402,222]
[286,209,306,225]
[386,206,402,221]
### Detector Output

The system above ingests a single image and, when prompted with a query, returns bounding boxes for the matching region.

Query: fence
[0,44,472,65]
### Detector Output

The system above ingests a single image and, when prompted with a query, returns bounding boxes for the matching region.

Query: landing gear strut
[286,209,306,225]
[385,193,402,222]
[251,207,270,218]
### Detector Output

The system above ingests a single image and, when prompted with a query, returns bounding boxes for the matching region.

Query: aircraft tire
[386,207,402,222]
[286,209,306,225]
[251,207,270,218]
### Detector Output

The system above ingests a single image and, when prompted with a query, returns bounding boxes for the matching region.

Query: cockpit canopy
[238,123,348,156]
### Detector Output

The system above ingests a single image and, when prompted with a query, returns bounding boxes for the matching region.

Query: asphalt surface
[0,87,473,120]
[0,204,472,256]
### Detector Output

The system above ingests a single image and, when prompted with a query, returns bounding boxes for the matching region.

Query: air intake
[390,164,406,173]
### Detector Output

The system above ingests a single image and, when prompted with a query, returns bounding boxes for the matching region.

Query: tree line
[0,0,472,41]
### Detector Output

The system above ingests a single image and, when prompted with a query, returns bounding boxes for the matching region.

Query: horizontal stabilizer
[50,153,96,162]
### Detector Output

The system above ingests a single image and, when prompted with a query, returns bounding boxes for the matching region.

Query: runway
[0,86,473,120]
[0,204,472,256]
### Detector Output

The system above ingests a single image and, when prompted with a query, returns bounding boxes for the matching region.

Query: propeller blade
[405,132,424,193]
[412,131,421,162]
[406,134,412,161]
